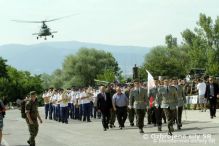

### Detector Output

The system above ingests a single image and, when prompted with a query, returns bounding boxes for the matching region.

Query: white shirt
[70,91,76,103]
[76,92,82,105]
[60,93,68,107]
[42,93,50,104]
[52,94,58,106]
[197,82,206,95]
[80,92,91,104]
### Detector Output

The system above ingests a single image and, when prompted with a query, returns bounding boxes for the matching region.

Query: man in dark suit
[97,86,113,131]
[205,77,219,119]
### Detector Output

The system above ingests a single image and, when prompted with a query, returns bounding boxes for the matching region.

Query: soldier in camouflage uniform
[129,79,149,133]
[151,80,163,131]
[173,79,186,130]
[156,79,178,135]
[25,91,43,146]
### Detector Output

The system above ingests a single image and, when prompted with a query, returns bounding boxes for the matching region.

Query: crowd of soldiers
[41,76,218,136]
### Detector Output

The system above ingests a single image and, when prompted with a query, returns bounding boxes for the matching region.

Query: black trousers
[176,106,183,126]
[101,110,110,129]
[155,106,162,126]
[135,109,146,129]
[116,106,127,127]
[163,108,175,127]
[209,98,217,117]
[148,107,156,124]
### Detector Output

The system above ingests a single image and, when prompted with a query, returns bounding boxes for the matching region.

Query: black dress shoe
[139,129,144,133]
[168,131,173,136]
[130,123,134,127]
[104,128,107,131]
[158,126,162,131]
[177,125,181,130]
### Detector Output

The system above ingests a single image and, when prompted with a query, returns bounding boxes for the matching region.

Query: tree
[0,57,8,78]
[96,68,116,83]
[6,66,43,101]
[181,13,219,75]
[40,73,52,89]
[143,46,189,78]
[165,34,177,48]
[50,69,64,89]
[0,60,43,102]
[56,48,120,87]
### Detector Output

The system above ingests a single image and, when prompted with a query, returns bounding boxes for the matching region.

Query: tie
[103,93,106,101]
[167,86,169,93]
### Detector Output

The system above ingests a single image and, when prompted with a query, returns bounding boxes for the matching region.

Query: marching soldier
[152,80,163,131]
[173,79,186,130]
[26,91,42,146]
[156,79,178,135]
[129,79,149,133]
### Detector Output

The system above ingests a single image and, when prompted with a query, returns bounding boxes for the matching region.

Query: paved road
[2,108,218,146]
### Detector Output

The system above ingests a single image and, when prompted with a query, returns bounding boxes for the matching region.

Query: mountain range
[0,41,151,75]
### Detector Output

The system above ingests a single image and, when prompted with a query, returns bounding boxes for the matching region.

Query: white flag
[146,70,156,96]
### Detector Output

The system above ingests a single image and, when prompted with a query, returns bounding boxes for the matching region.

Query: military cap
[30,91,37,96]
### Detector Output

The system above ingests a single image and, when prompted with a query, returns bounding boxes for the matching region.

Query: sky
[0,0,219,47]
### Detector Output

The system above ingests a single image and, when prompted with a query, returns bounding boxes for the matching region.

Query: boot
[158,125,162,131]
[168,125,173,136]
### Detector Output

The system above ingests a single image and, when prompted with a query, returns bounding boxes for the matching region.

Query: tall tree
[60,48,120,87]
[181,13,219,75]
[165,34,177,48]
[0,57,8,78]
[143,46,189,78]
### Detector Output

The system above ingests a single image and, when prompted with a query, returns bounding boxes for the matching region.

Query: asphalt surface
[2,108,219,146]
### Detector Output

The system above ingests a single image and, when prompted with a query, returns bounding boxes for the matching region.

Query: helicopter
[12,15,75,40]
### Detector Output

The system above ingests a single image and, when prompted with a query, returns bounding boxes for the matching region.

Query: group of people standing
[40,77,218,136]
[190,77,218,119]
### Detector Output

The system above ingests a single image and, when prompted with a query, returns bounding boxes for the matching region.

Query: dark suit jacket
[97,92,112,112]
[205,83,219,100]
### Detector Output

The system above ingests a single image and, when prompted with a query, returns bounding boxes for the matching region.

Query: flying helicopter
[12,15,76,40]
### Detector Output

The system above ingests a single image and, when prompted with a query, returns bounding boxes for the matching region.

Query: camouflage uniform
[176,84,186,129]
[157,85,178,135]
[151,86,163,131]
[129,87,148,133]
[25,100,39,146]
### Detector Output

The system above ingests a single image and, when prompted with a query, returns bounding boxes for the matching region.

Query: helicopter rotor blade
[45,14,79,22]
[32,33,40,35]
[12,20,43,23]
[51,31,58,33]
